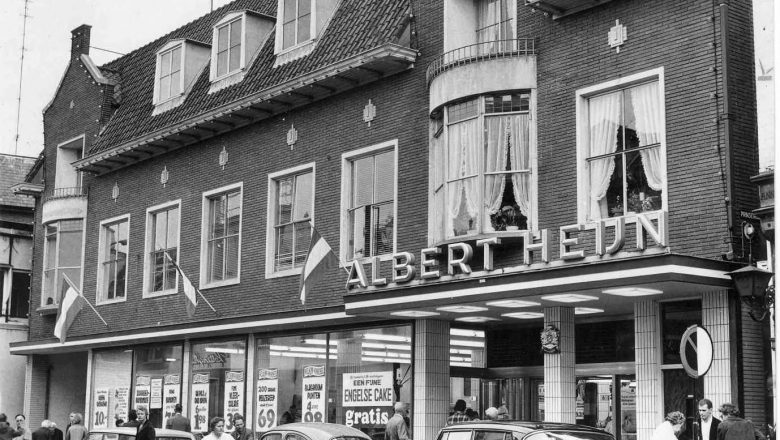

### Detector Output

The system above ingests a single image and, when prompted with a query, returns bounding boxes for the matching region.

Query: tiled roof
[0,154,37,208]
[89,0,411,156]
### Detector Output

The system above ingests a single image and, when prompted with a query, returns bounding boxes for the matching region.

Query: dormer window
[282,0,312,50]
[209,10,275,93]
[153,39,210,115]
[273,0,338,66]
[216,17,242,77]
[158,45,182,101]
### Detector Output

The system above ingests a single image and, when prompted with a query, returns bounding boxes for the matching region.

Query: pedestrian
[447,400,470,425]
[64,414,87,440]
[465,409,479,421]
[695,399,721,440]
[31,421,50,440]
[717,403,765,440]
[13,415,30,440]
[0,414,24,440]
[165,404,190,432]
[385,402,410,440]
[201,418,231,440]
[652,411,686,440]
[136,406,155,440]
[230,415,252,440]
[484,407,498,421]
[122,410,140,428]
[496,406,509,420]
[47,422,63,440]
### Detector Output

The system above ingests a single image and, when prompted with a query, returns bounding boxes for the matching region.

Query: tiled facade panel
[634,301,662,440]
[701,290,732,408]
[413,319,450,440]
[543,306,575,423]
[739,304,769,430]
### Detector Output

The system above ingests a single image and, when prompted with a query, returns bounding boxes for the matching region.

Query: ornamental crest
[540,325,560,354]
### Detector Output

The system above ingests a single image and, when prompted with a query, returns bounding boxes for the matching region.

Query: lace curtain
[630,82,664,191]
[447,118,481,235]
[484,114,530,230]
[588,91,621,220]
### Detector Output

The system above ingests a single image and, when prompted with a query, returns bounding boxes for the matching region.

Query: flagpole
[62,273,109,328]
[164,252,219,315]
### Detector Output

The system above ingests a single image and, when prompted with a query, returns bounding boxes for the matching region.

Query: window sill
[152,94,186,116]
[435,230,527,247]
[97,297,127,306]
[200,277,240,290]
[274,40,316,67]
[208,70,246,94]
[37,305,58,316]
[143,289,176,299]
[265,267,303,279]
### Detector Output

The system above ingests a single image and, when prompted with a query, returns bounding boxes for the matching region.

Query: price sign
[256,369,279,432]
[302,365,326,423]
[191,374,210,432]
[93,388,110,429]
[680,325,714,379]
[223,371,245,433]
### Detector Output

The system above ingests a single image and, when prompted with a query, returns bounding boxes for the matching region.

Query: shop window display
[91,350,133,429]
[190,340,247,434]
[133,344,183,428]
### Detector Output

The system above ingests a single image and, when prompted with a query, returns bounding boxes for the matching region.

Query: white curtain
[429,123,445,243]
[509,114,531,217]
[588,91,621,220]
[630,82,664,191]
[447,118,481,234]
[484,116,510,229]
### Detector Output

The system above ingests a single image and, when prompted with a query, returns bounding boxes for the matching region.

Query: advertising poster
[151,377,163,409]
[93,388,110,429]
[341,371,394,428]
[256,368,279,433]
[134,376,151,408]
[191,373,210,433]
[163,375,181,430]
[223,371,245,433]
[620,382,637,435]
[113,386,130,423]
[302,365,326,423]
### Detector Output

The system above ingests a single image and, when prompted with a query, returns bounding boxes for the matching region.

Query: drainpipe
[719,0,735,252]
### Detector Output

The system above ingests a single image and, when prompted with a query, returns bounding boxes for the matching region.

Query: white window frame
[153,41,184,105]
[200,182,243,289]
[96,214,130,305]
[210,12,246,82]
[265,162,316,278]
[339,140,398,265]
[274,0,317,55]
[575,67,667,224]
[40,218,86,307]
[56,134,85,190]
[142,200,181,298]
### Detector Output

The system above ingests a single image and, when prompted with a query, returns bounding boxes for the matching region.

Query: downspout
[719,0,735,252]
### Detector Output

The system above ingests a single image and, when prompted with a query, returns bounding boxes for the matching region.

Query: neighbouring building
[10,1,772,439]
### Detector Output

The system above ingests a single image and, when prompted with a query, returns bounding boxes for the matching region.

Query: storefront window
[190,339,247,434]
[661,300,702,364]
[91,350,133,429]
[450,328,486,367]
[134,344,183,428]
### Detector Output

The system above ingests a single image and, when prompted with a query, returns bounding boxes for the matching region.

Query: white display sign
[256,369,279,433]
[302,365,326,423]
[93,388,110,429]
[151,378,163,409]
[223,371,245,433]
[163,375,181,430]
[135,376,151,408]
[342,371,394,428]
[113,386,130,423]
[191,373,210,433]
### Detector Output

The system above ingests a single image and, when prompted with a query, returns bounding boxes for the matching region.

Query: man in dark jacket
[717,403,765,440]
[230,415,253,440]
[165,404,190,432]
[46,422,63,440]
[0,414,25,440]
[695,399,721,440]
[32,422,51,440]
[135,406,155,440]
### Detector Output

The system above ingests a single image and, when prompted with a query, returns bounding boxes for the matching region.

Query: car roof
[439,421,612,435]
[90,427,195,439]
[259,423,371,440]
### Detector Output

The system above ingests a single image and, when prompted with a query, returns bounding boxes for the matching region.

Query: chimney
[71,24,92,60]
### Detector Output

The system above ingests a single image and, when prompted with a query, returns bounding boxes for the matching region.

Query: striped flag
[53,276,86,343]
[299,226,339,305]
[165,252,198,317]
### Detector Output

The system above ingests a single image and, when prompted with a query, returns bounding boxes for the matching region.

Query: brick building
[10,1,771,439]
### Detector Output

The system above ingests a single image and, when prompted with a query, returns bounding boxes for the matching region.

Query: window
[431,92,536,241]
[577,69,666,222]
[201,184,242,287]
[56,136,84,191]
[476,0,515,53]
[143,201,180,296]
[157,45,182,102]
[216,18,242,78]
[190,340,246,432]
[97,215,129,303]
[341,142,397,261]
[282,0,312,50]
[267,165,314,276]
[42,219,83,306]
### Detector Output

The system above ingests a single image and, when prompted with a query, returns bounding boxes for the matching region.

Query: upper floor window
[42,219,83,306]
[282,0,312,50]
[97,215,129,304]
[577,69,666,222]
[341,142,397,261]
[143,201,180,296]
[266,165,314,276]
[201,184,242,287]
[56,135,84,191]
[158,45,182,102]
[477,0,515,48]
[210,11,275,91]
[430,92,536,242]
[216,18,243,78]
[153,39,211,113]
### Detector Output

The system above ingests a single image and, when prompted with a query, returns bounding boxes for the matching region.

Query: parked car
[89,427,196,440]
[258,423,372,440]
[437,421,615,440]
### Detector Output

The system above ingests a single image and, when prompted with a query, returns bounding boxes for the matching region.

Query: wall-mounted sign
[342,371,394,428]
[302,365,326,423]
[680,325,714,379]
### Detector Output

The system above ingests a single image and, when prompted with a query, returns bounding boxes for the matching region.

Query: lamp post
[727,264,774,322]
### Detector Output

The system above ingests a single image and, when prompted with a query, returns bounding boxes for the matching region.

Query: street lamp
[727,264,775,321]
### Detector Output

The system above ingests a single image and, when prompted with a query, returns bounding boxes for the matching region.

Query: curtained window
[476,0,515,53]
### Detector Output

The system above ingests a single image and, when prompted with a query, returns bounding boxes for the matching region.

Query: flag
[299,226,339,305]
[165,252,198,317]
[54,277,86,343]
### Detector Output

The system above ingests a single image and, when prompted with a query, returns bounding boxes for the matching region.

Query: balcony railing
[45,186,88,202]
[426,38,537,85]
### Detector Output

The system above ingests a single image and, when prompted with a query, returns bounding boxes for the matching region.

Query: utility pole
[14,0,31,156]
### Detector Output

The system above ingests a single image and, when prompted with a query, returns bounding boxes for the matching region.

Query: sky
[0,0,776,169]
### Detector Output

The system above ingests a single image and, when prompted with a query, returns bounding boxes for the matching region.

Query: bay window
[42,219,83,305]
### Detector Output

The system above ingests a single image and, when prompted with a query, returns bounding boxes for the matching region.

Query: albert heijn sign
[346,211,668,290]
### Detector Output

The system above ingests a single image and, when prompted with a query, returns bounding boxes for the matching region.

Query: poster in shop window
[256,368,279,433]
[151,377,163,409]
[113,386,130,423]
[93,388,110,429]
[302,365,326,423]
[342,371,394,428]
[135,376,151,408]
[223,371,245,433]
[163,375,181,430]
[191,373,210,433]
